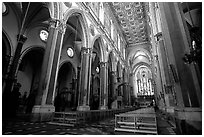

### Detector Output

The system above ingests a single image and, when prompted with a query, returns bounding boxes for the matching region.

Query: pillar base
[30,105,55,122]
[77,105,90,111]
[174,107,202,134]
[166,106,175,114]
[111,100,118,109]
[99,105,108,110]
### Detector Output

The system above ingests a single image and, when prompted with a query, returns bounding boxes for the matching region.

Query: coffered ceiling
[109,2,149,45]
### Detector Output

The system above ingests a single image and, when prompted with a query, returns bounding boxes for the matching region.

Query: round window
[2,3,8,15]
[96,66,100,73]
[40,30,48,42]
[67,47,74,57]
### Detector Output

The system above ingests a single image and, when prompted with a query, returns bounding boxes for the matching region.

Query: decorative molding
[53,2,58,19]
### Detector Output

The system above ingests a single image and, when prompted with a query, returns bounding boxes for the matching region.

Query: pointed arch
[47,2,60,19]
[63,8,89,49]
[91,35,106,62]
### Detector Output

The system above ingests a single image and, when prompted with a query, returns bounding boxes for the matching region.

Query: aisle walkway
[2,109,176,135]
[156,110,176,135]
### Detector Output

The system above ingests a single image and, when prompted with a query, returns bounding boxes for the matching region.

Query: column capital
[111,71,117,76]
[57,20,67,34]
[77,66,81,70]
[81,47,93,54]
[49,18,60,28]
[17,34,27,44]
[130,73,134,76]
[137,79,141,82]
[99,61,108,68]
[154,55,159,61]
[154,32,162,41]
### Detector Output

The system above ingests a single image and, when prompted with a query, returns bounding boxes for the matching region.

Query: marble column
[99,62,108,110]
[123,83,128,106]
[3,35,27,117]
[46,20,66,105]
[110,71,117,109]
[4,35,27,94]
[32,19,61,120]
[128,84,131,106]
[2,55,13,94]
[77,47,92,111]
[74,67,81,109]
[159,2,201,134]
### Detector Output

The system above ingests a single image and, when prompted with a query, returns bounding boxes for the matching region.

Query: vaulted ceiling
[109,2,149,45]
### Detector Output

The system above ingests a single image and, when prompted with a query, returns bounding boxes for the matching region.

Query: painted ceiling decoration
[109,2,149,45]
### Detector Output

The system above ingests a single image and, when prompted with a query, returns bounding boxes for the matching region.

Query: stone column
[4,35,27,93]
[77,47,92,111]
[46,20,66,105]
[159,2,201,134]
[2,55,13,94]
[110,71,117,109]
[32,19,61,121]
[156,32,176,110]
[74,67,81,109]
[154,53,166,108]
[117,77,122,97]
[123,83,128,106]
[110,71,117,96]
[3,35,27,117]
[99,62,108,110]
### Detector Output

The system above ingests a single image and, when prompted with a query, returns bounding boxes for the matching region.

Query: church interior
[2,2,202,135]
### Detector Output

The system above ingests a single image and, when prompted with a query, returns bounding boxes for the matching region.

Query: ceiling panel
[109,2,149,45]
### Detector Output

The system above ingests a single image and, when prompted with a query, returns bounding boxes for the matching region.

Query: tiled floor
[2,111,176,135]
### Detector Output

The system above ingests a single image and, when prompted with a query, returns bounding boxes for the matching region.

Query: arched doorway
[116,62,122,108]
[90,38,102,110]
[90,54,100,110]
[55,62,76,112]
[90,77,100,110]
[17,48,44,114]
[107,52,114,109]
[58,13,86,111]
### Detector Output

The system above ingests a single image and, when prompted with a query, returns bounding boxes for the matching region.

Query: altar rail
[114,107,157,134]
[49,107,137,127]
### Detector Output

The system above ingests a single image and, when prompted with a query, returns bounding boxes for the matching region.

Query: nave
[2,2,202,135]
